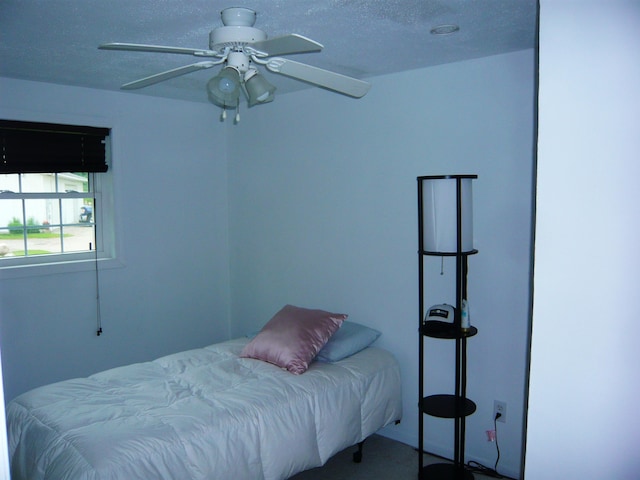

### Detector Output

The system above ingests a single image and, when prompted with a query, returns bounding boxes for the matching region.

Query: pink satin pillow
[240,305,347,374]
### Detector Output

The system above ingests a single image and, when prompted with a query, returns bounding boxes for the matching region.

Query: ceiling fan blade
[99,42,217,57]
[121,61,219,89]
[248,34,323,56]
[265,58,371,98]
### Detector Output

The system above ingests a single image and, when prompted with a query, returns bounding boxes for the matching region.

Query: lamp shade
[207,67,241,107]
[244,70,276,106]
[420,175,476,254]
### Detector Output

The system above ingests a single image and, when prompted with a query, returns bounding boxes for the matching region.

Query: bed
[6,306,403,480]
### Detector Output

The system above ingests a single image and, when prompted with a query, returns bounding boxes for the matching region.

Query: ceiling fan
[99,7,371,121]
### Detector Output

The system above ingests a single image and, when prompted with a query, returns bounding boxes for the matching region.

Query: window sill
[0,256,124,280]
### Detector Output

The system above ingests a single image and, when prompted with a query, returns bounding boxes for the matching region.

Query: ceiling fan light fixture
[207,66,241,106]
[430,24,460,35]
[244,69,276,106]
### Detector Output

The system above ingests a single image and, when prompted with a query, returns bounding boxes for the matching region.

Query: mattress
[7,337,402,480]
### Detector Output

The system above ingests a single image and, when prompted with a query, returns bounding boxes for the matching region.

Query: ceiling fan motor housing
[220,7,256,27]
[209,26,267,51]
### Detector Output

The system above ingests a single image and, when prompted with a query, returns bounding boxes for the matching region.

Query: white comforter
[7,338,402,480]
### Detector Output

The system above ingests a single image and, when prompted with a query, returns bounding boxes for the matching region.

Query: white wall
[526,1,640,478]
[0,78,232,402]
[228,49,535,479]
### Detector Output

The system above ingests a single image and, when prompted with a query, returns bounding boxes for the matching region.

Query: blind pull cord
[93,238,102,336]
[90,177,102,336]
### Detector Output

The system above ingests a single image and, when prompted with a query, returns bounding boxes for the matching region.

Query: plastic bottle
[461,299,470,331]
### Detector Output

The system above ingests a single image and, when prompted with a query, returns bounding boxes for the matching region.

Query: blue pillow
[315,321,381,363]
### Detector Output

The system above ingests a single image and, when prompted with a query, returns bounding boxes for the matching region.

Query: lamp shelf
[421,321,477,339]
[420,394,477,419]
[420,249,478,257]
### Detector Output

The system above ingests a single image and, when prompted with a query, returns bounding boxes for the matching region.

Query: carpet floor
[288,434,507,480]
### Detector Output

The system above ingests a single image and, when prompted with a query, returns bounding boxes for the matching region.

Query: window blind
[0,120,110,174]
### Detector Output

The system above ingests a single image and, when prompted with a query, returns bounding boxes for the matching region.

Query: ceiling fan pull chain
[235,99,241,123]
[220,106,227,121]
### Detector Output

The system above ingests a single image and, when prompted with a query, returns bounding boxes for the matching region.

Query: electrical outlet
[494,400,506,423]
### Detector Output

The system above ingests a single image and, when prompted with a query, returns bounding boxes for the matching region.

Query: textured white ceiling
[0,0,538,104]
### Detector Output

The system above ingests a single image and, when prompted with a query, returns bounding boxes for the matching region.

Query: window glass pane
[45,198,61,227]
[0,174,20,192]
[0,224,25,258]
[26,230,61,256]
[79,203,93,224]
[1,197,23,229]
[24,198,49,230]
[20,173,55,193]
[61,198,82,226]
[62,224,96,253]
[0,195,24,258]
[60,172,89,194]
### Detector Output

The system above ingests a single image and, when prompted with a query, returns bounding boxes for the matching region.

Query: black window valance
[0,120,110,174]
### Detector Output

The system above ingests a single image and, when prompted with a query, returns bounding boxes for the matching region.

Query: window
[1,172,100,264]
[0,120,113,272]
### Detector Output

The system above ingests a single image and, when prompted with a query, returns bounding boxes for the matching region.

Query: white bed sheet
[7,337,402,480]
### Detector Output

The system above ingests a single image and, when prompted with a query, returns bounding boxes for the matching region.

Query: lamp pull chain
[440,256,445,275]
